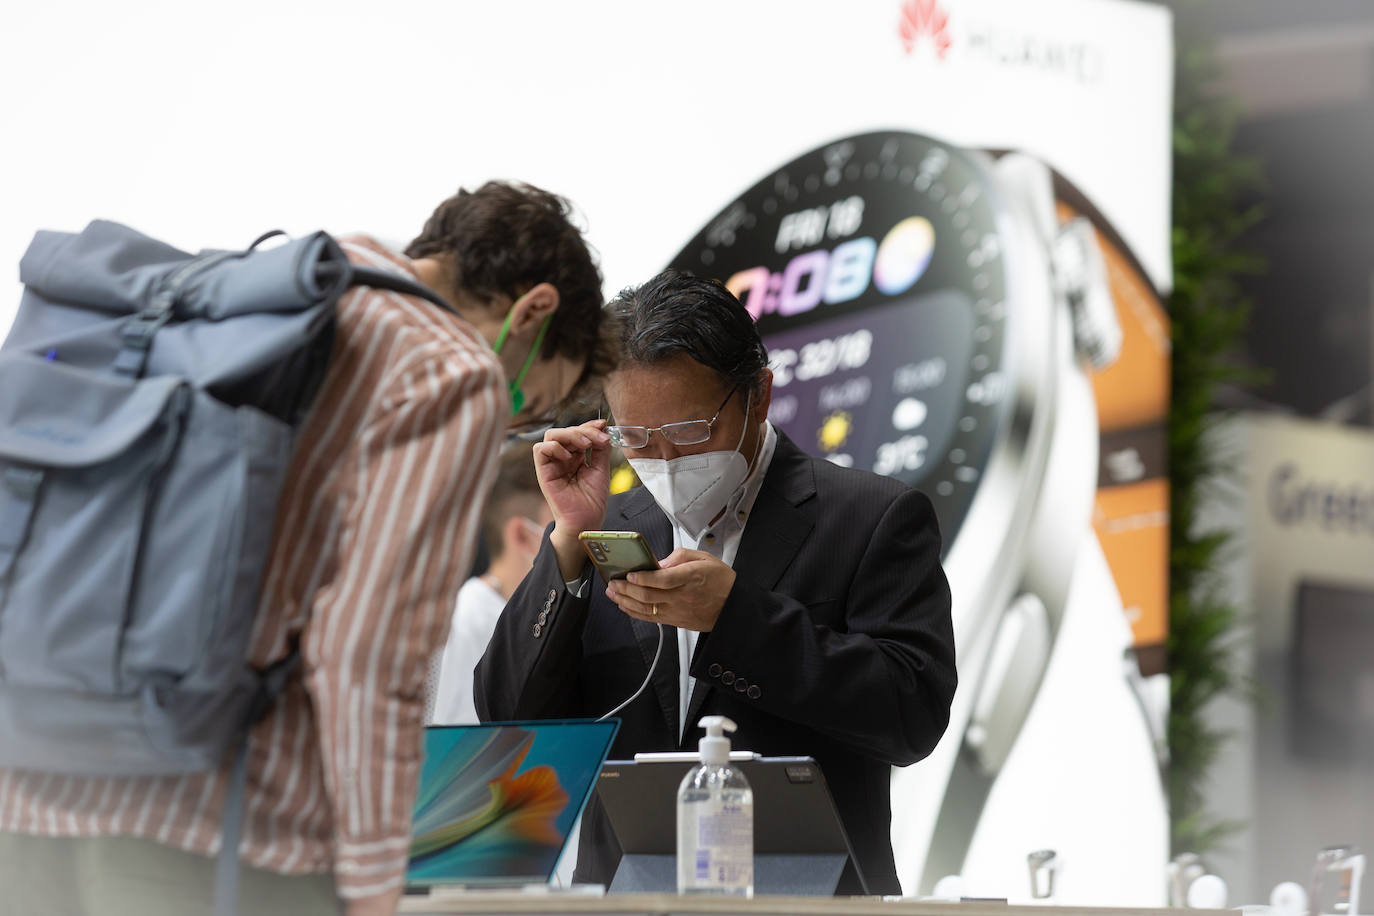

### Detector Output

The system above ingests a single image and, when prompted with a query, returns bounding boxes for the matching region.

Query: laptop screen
[407,720,620,887]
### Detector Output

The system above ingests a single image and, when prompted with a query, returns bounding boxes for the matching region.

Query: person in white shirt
[431,444,553,725]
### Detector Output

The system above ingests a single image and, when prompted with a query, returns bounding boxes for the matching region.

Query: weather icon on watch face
[873,217,936,296]
[818,411,853,452]
[892,398,929,432]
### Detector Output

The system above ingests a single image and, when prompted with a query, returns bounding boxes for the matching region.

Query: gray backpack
[0,220,452,910]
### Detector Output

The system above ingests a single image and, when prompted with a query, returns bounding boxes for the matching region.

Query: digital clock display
[668,131,1011,548]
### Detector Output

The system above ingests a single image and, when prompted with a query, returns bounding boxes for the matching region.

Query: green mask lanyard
[492,309,552,416]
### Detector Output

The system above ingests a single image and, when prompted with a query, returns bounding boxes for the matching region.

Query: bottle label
[678,796,753,893]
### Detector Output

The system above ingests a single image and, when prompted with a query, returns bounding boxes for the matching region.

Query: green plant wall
[1165,3,1266,856]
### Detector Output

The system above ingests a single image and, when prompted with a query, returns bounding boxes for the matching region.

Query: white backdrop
[0,0,1171,337]
[0,0,1175,901]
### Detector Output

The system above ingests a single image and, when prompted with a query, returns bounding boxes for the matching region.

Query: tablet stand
[610,853,850,896]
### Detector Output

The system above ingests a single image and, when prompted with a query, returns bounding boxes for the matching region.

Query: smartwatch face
[668,131,1011,551]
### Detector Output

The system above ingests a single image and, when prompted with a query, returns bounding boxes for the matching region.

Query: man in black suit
[475,270,955,896]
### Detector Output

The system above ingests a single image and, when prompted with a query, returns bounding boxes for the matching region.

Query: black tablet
[594,755,868,895]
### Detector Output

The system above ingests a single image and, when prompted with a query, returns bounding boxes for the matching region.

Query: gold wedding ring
[652,604,658,616]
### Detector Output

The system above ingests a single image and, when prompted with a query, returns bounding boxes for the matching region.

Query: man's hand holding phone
[605,548,736,633]
[532,420,613,580]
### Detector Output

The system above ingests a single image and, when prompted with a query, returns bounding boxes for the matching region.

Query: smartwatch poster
[641,2,1173,902]
[666,128,1171,904]
[0,0,1173,903]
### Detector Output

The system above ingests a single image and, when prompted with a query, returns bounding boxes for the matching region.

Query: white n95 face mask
[627,394,753,541]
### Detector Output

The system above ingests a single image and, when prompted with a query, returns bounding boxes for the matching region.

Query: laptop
[405,719,619,891]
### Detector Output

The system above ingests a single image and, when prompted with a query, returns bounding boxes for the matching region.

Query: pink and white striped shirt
[0,237,506,899]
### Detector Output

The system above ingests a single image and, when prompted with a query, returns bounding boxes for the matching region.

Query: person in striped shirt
[0,181,617,916]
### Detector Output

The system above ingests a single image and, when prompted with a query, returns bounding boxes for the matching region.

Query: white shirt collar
[680,420,777,555]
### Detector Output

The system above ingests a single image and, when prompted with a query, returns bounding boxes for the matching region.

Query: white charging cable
[597,622,665,721]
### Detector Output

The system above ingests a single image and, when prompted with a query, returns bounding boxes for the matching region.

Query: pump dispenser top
[697,716,736,766]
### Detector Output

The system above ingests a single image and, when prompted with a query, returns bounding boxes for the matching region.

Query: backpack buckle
[0,465,45,580]
[2,466,43,500]
[113,292,176,378]
[121,307,173,351]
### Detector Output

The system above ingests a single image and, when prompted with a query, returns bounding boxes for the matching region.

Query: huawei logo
[899,0,953,59]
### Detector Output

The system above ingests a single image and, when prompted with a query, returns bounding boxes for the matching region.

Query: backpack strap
[0,467,44,581]
[320,262,457,315]
[213,652,302,916]
[214,734,253,916]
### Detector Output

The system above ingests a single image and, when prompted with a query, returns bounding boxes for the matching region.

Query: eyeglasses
[607,387,737,450]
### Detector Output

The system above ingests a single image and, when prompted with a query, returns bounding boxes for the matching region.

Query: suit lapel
[618,488,680,739]
[681,432,817,739]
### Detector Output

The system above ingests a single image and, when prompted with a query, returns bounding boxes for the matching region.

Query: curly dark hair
[406,181,617,401]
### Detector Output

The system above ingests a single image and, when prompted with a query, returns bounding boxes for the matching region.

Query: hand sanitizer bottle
[677,716,753,896]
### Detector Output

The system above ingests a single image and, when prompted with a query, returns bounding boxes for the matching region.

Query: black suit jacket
[474,431,956,895]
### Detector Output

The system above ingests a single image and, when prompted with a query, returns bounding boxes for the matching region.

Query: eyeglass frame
[606,386,739,450]
[506,415,561,442]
